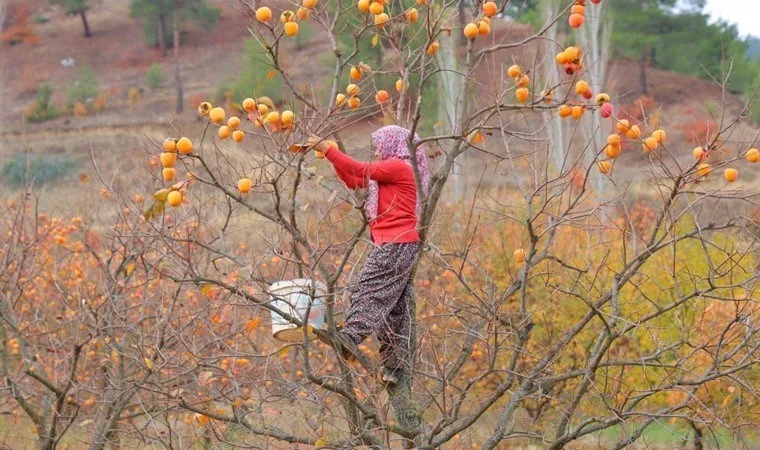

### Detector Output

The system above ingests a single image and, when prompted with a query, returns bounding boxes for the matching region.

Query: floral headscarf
[365,125,430,221]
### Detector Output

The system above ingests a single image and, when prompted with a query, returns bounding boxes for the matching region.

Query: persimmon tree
[3,0,760,449]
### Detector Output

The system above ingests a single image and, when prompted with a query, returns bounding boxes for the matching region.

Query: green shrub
[24,83,60,123]
[217,39,284,104]
[33,14,51,24]
[66,65,99,109]
[294,21,316,51]
[1,153,76,188]
[746,67,760,125]
[145,64,165,90]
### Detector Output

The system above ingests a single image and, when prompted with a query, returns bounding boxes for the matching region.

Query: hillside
[1,0,758,214]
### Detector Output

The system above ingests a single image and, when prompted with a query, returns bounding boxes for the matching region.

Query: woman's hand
[303,134,325,150]
[305,134,337,158]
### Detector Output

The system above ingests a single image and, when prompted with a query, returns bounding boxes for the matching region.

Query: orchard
[2,0,760,449]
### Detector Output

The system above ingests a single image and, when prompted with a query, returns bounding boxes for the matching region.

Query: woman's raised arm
[325,147,406,183]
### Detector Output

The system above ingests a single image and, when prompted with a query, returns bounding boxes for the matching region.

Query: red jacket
[325,146,420,244]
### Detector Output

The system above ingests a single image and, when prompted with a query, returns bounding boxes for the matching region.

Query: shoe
[332,332,359,362]
[315,330,358,362]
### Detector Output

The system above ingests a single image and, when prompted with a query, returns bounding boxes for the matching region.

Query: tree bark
[79,9,91,37]
[37,436,54,450]
[638,50,648,96]
[689,420,704,450]
[457,0,467,45]
[386,370,422,448]
[157,14,167,57]
[173,0,183,113]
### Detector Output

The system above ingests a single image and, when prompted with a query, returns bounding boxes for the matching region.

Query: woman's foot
[332,332,359,361]
[315,330,359,362]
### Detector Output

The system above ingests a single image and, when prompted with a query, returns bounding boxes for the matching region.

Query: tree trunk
[79,10,91,37]
[173,0,183,114]
[638,50,648,96]
[457,0,467,45]
[157,14,167,57]
[387,371,422,448]
[689,420,704,450]
[37,436,54,450]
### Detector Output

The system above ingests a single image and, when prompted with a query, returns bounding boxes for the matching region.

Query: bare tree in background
[540,0,567,171]
[173,0,183,114]
[579,0,611,193]
[0,0,6,32]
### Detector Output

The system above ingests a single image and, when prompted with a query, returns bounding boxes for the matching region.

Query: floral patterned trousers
[341,242,420,370]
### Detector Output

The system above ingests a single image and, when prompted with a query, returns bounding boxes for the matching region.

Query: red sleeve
[325,147,407,183]
[334,165,367,189]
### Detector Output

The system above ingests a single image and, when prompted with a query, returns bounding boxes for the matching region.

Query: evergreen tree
[52,0,91,37]
[610,0,754,94]
[129,0,219,56]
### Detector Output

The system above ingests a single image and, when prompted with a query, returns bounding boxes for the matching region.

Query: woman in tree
[304,125,429,385]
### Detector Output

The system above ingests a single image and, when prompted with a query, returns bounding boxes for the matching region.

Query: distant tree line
[519,0,760,102]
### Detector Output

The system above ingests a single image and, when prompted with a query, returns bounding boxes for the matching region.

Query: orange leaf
[244,317,261,334]
[200,284,215,299]
[267,69,276,80]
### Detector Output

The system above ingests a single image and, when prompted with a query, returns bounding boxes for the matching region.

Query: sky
[704,0,760,38]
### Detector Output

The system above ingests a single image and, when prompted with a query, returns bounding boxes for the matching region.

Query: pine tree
[610,0,753,94]
[52,0,91,37]
[129,0,219,56]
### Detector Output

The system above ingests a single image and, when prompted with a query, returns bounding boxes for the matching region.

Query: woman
[305,125,429,385]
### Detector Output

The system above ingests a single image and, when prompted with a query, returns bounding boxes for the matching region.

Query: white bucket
[268,279,327,342]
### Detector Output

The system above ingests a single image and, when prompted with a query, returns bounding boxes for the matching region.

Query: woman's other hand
[306,134,337,158]
[303,134,324,150]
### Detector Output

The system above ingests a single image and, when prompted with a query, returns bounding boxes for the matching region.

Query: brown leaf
[198,371,215,386]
